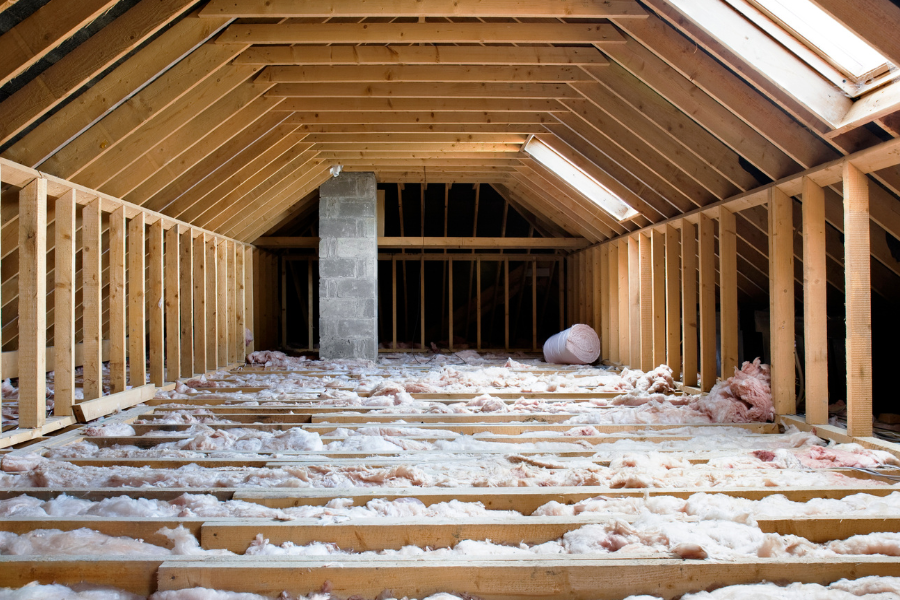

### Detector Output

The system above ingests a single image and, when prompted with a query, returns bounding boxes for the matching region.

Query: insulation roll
[542,324,601,365]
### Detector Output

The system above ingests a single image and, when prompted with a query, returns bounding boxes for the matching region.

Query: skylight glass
[524,137,638,221]
[751,0,889,81]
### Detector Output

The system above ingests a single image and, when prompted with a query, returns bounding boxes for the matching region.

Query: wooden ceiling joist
[301,134,529,144]
[234,45,609,67]
[199,0,649,19]
[266,82,582,99]
[286,112,555,124]
[272,98,567,112]
[257,65,596,84]
[215,23,626,45]
[294,124,549,134]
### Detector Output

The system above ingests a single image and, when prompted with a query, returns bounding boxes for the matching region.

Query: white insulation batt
[542,324,602,364]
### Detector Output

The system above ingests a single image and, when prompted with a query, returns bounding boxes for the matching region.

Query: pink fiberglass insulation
[542,324,602,365]
[533,491,900,523]
[623,576,900,599]
[82,423,136,437]
[0,494,514,523]
[620,365,677,394]
[697,358,774,422]
[8,519,900,561]
[1,454,890,490]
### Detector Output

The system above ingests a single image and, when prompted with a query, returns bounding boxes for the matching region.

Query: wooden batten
[627,236,641,367]
[650,230,666,368]
[638,233,653,371]
[148,220,165,386]
[843,163,873,437]
[18,178,47,429]
[802,177,829,425]
[128,212,147,387]
[664,225,681,381]
[109,206,128,393]
[82,196,103,401]
[606,243,619,363]
[681,222,698,388]
[698,213,716,392]
[718,207,738,380]
[166,226,182,382]
[617,238,629,364]
[54,190,76,416]
[768,187,796,416]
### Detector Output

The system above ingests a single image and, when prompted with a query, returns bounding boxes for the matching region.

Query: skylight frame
[523,136,639,222]
[726,0,896,98]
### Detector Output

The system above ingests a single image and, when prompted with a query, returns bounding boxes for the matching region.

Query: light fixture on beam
[523,137,638,221]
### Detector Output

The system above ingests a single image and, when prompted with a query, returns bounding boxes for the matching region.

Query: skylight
[524,137,638,221]
[750,0,888,82]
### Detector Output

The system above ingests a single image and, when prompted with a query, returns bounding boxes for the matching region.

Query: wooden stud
[628,236,641,368]
[769,187,796,416]
[227,241,237,363]
[617,239,629,365]
[566,256,574,327]
[180,228,194,377]
[698,213,716,392]
[165,226,181,382]
[251,249,261,356]
[594,247,604,352]
[109,206,127,393]
[236,245,245,363]
[719,207,739,379]
[420,257,425,350]
[392,256,398,349]
[148,220,165,386]
[54,190,76,416]
[682,222,698,388]
[307,257,314,351]
[448,258,454,351]
[639,233,653,371]
[532,259,538,352]
[651,230,666,369]
[128,212,146,388]
[218,240,229,364]
[843,163,872,436]
[194,234,207,374]
[803,177,829,425]
[245,247,255,355]
[504,258,510,350]
[82,196,103,401]
[607,243,619,363]
[476,258,482,350]
[206,236,218,370]
[665,225,681,381]
[558,256,565,333]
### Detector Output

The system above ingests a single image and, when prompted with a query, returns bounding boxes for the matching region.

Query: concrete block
[352,337,378,359]
[319,217,361,239]
[321,337,352,357]
[320,174,360,198]
[335,238,375,259]
[362,299,377,319]
[335,278,375,298]
[338,199,376,218]
[338,318,375,339]
[319,258,357,279]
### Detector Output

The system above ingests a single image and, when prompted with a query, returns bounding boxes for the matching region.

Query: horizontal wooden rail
[256,236,589,249]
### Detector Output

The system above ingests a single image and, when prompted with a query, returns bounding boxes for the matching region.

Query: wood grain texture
[718,207,738,379]
[54,191,76,415]
[18,178,47,428]
[83,196,103,401]
[665,225,681,380]
[768,187,796,416]
[698,213,716,392]
[148,220,165,386]
[128,213,147,387]
[802,177,829,425]
[109,207,128,393]
[843,163,872,436]
[681,222,698,388]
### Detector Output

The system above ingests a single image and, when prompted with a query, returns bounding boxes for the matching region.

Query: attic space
[2,1,900,599]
